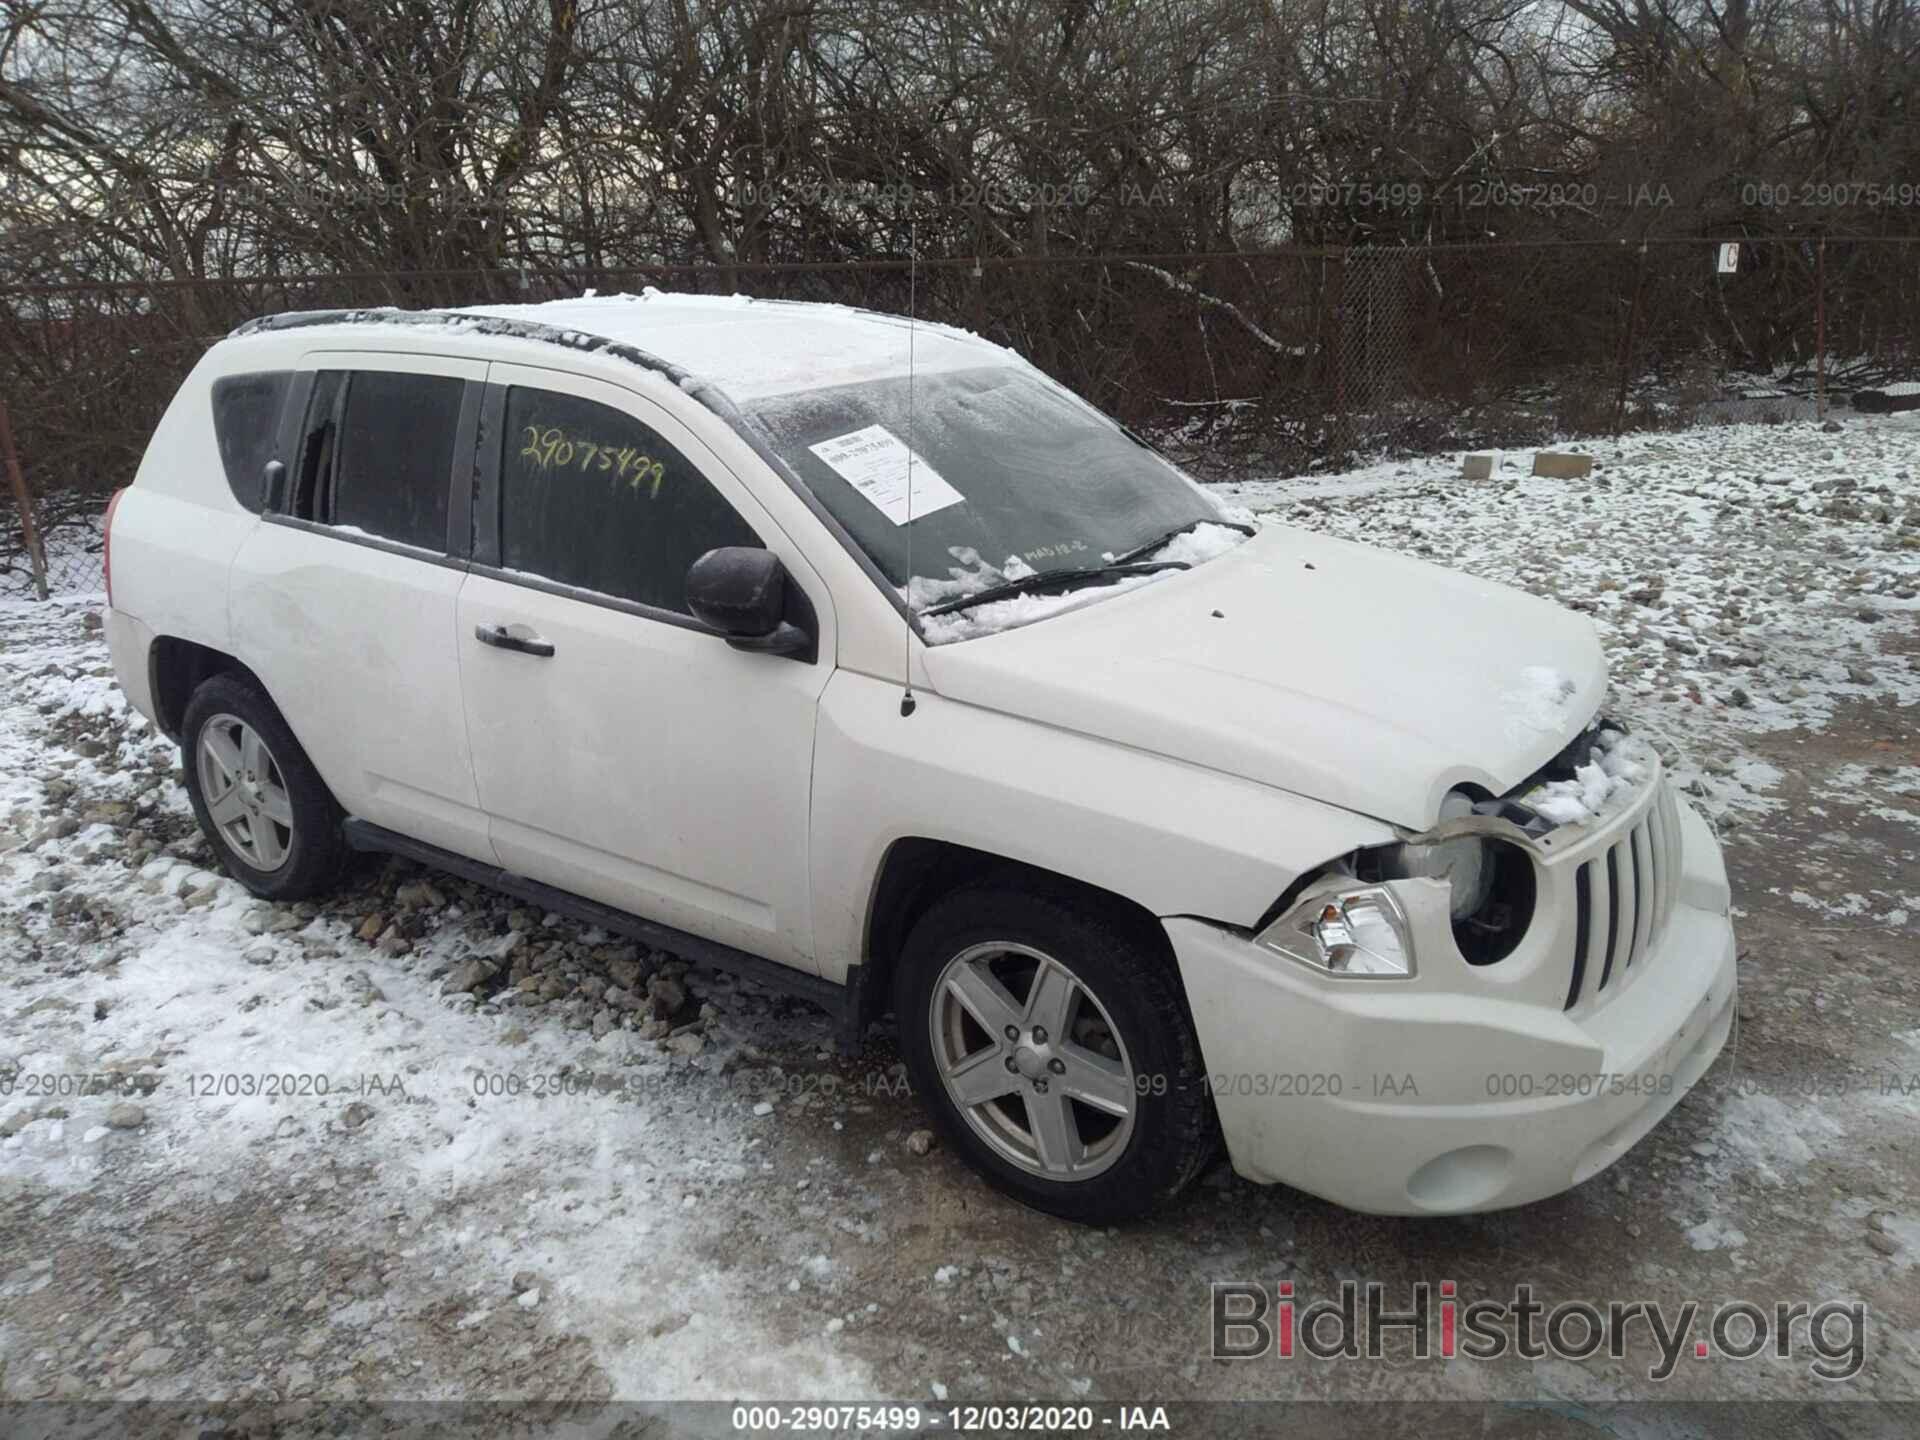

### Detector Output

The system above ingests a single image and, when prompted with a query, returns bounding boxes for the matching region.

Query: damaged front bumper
[1167,787,1737,1214]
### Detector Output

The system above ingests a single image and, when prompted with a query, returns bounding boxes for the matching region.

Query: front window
[745,365,1244,640]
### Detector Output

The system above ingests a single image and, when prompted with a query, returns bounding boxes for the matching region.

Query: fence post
[1330,249,1349,461]
[1611,240,1649,437]
[1815,237,1828,422]
[0,400,49,601]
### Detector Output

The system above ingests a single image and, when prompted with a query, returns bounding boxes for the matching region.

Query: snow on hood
[920,524,1608,829]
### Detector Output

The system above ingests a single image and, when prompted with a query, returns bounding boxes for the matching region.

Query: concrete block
[1532,451,1594,479]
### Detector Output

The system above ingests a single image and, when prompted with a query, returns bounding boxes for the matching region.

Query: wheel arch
[857,837,1175,1032]
[148,636,264,743]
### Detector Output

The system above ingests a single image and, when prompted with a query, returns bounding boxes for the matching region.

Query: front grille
[1563,782,1681,1010]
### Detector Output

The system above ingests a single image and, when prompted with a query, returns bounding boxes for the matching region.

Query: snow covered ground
[3,411,1918,1417]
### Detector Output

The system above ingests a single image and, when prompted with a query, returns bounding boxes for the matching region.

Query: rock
[1865,1230,1900,1257]
[356,912,387,943]
[665,1031,706,1058]
[648,975,688,1018]
[906,1128,936,1156]
[591,1009,615,1040]
[1822,419,1842,433]
[517,1288,542,1309]
[394,881,446,909]
[441,959,493,996]
[342,1102,375,1131]
[83,610,105,632]
[1845,665,1874,686]
[127,1345,173,1376]
[638,1018,671,1041]
[376,932,413,958]
[607,957,646,990]
[604,985,642,1012]
[106,1103,146,1130]
[243,1259,271,1283]
[512,1268,542,1294]
[241,907,274,935]
[507,907,538,932]
[1726,687,1752,709]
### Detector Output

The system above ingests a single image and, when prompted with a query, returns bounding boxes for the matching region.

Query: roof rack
[229,307,698,387]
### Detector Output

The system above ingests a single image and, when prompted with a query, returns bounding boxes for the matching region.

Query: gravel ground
[2,413,1918,1434]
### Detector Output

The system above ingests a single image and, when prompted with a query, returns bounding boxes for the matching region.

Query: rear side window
[498,386,760,613]
[290,370,463,551]
[210,372,291,512]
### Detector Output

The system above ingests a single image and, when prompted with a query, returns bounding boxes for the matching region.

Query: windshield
[744,365,1230,622]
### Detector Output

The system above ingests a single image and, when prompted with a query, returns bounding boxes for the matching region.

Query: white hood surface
[921,524,1608,830]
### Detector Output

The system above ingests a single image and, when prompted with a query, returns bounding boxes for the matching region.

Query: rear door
[454,363,832,971]
[229,352,493,861]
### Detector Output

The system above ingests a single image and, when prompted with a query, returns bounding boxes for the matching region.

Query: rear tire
[894,884,1217,1223]
[180,673,350,901]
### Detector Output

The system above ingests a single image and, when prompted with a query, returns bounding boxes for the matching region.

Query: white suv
[103,292,1737,1222]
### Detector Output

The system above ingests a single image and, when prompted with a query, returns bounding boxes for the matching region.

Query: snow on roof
[449,289,1005,402]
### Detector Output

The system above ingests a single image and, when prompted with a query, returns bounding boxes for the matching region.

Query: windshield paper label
[808,425,963,526]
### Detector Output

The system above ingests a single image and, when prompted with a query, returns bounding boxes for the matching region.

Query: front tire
[894,884,1218,1223]
[180,673,349,901]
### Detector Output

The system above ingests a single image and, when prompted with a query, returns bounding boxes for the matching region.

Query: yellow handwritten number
[521,425,669,499]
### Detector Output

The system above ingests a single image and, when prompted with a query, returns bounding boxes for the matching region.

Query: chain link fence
[6,238,1917,600]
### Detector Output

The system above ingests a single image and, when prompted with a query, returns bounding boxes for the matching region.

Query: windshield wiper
[1110,517,1256,567]
[919,561,1189,618]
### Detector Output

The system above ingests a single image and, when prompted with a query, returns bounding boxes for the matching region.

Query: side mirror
[685,547,812,658]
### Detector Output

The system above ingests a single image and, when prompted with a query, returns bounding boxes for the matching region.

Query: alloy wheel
[929,941,1137,1180]
[196,713,294,871]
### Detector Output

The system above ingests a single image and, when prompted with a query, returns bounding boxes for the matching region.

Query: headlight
[1390,835,1493,920]
[1255,883,1415,979]
[1369,790,1537,966]
[1386,792,1492,920]
[1260,791,1540,976]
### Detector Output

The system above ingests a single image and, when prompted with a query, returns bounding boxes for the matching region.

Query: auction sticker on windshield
[808,424,964,525]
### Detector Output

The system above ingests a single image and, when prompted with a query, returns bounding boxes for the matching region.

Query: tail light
[104,487,127,608]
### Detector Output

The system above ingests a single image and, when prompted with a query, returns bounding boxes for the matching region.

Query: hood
[920,525,1607,830]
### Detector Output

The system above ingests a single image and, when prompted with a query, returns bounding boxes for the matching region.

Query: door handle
[474,623,555,658]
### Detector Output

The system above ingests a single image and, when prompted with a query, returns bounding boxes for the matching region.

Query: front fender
[809,670,1396,983]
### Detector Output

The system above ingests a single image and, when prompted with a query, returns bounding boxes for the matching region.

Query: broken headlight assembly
[1256,792,1539,978]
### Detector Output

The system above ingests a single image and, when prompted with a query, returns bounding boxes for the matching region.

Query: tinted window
[210,372,291,512]
[288,371,463,548]
[500,387,760,612]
